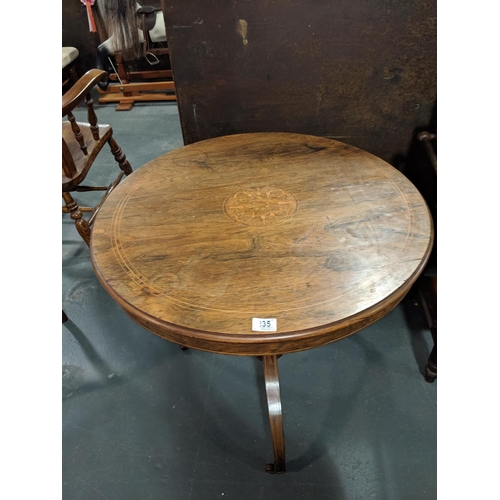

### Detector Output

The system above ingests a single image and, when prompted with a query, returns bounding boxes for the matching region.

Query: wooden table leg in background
[418,275,437,383]
[262,355,286,474]
[425,329,437,382]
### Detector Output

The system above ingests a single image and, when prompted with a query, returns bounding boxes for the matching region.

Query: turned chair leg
[62,192,91,246]
[108,136,133,175]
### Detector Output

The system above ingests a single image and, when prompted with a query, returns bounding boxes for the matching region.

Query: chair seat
[62,121,112,190]
[62,47,79,69]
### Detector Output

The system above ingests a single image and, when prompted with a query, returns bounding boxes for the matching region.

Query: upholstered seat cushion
[62,47,79,69]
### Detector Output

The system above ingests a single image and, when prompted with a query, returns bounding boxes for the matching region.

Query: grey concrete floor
[62,96,437,499]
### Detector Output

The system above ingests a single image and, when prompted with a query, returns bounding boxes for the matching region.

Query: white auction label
[252,318,277,332]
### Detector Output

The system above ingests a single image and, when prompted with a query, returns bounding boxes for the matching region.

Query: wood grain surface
[90,132,433,355]
[161,0,436,165]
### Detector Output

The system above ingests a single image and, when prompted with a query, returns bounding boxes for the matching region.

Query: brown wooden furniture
[161,0,436,165]
[418,275,437,382]
[90,133,434,473]
[96,2,176,111]
[417,131,437,382]
[97,53,176,111]
[62,69,133,246]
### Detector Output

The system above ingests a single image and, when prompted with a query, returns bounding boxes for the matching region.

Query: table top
[90,132,433,355]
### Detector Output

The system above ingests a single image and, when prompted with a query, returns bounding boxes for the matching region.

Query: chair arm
[62,69,108,116]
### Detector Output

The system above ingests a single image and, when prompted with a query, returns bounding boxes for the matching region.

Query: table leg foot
[262,355,286,474]
[424,347,437,383]
[424,361,437,383]
[265,463,277,474]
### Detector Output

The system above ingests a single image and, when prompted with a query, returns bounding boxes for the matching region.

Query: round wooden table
[90,132,433,473]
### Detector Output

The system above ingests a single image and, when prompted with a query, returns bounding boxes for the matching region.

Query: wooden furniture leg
[425,328,437,382]
[262,355,286,474]
[62,192,91,246]
[108,137,133,175]
[418,275,437,383]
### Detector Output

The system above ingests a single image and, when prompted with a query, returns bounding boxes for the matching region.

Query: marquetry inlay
[224,186,297,226]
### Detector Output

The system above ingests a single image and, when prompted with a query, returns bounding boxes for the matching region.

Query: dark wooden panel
[162,0,436,165]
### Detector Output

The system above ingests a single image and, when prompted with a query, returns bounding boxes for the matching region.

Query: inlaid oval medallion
[224,186,298,226]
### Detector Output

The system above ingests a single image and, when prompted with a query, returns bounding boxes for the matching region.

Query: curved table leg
[262,355,286,474]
